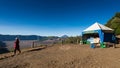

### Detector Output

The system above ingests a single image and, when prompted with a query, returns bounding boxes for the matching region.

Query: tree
[106,12,120,35]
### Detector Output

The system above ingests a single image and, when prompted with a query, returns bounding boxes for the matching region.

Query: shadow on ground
[27,46,47,52]
[0,41,10,54]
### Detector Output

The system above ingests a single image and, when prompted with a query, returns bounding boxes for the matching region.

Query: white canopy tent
[83,22,113,32]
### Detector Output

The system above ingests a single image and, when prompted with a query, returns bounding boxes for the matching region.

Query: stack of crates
[100,42,106,48]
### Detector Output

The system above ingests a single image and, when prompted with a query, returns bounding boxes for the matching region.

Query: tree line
[61,36,82,44]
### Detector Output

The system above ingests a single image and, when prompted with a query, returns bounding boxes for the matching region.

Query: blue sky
[0,0,120,36]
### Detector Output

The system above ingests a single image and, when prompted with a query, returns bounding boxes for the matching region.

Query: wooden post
[32,41,35,48]
[77,39,79,44]
[61,40,63,45]
[113,43,116,48]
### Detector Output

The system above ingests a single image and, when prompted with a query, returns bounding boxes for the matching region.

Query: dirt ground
[0,44,120,68]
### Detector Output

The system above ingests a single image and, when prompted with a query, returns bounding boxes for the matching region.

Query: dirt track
[0,44,120,68]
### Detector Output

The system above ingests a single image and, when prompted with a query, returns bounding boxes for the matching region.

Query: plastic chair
[90,43,95,48]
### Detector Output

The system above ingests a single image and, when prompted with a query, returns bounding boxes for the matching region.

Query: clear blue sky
[0,0,120,36]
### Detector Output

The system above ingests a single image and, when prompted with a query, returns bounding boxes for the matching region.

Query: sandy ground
[0,44,120,68]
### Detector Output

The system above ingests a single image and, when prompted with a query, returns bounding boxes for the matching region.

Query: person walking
[14,37,21,55]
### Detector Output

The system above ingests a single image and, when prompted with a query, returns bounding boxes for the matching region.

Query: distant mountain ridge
[0,34,59,41]
[61,35,68,38]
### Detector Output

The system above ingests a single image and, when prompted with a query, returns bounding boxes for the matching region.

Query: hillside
[0,44,120,68]
[0,34,59,41]
[105,12,120,35]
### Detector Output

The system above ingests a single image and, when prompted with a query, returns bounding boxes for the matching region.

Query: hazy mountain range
[0,34,59,41]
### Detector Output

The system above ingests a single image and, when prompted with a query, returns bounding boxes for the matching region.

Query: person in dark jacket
[14,37,21,55]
